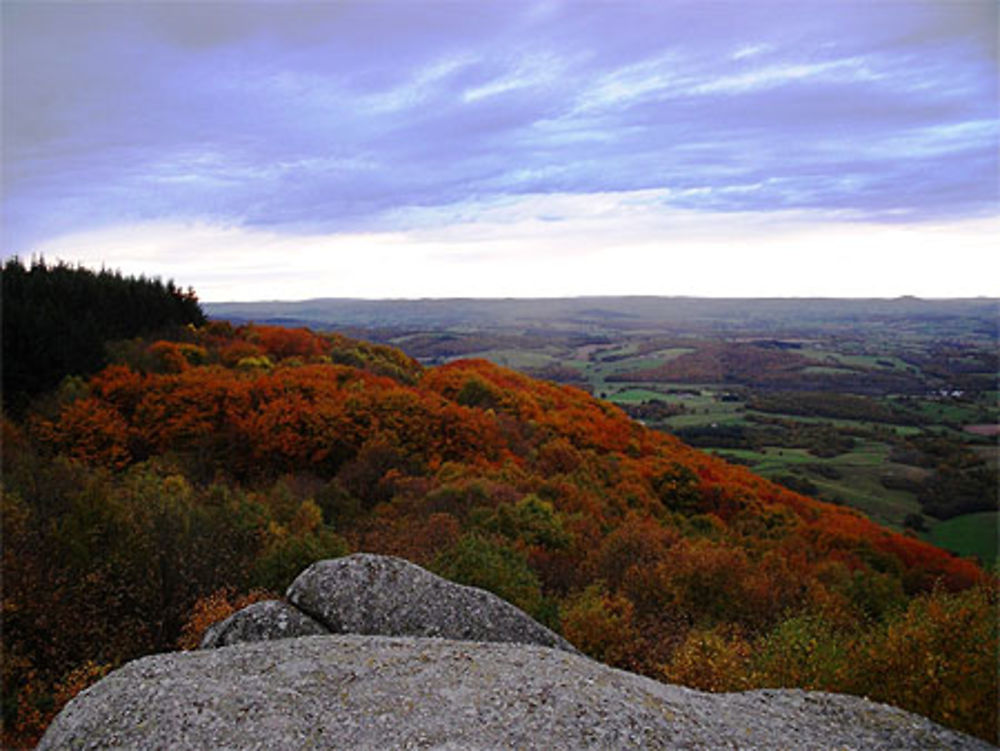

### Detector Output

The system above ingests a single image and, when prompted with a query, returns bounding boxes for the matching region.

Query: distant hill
[205,296,1000,334]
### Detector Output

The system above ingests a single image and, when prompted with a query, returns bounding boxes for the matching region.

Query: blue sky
[3,0,997,300]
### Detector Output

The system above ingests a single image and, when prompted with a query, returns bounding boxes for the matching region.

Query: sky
[2,0,998,301]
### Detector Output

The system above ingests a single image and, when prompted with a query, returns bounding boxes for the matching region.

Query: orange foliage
[3,660,113,749]
[219,338,266,367]
[176,587,276,650]
[30,397,131,469]
[595,513,678,591]
[251,325,327,360]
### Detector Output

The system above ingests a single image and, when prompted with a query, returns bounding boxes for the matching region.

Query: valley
[208,296,1000,566]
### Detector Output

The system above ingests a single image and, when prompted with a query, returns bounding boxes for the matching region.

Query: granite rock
[38,635,993,751]
[199,600,329,648]
[286,553,577,653]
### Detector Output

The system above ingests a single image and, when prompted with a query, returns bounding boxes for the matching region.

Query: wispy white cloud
[731,43,775,61]
[3,0,997,298]
[686,57,885,95]
[575,52,688,111]
[461,52,567,102]
[577,52,888,113]
[363,55,476,113]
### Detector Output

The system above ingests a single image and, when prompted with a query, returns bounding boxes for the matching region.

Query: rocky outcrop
[39,634,992,751]
[198,553,574,653]
[38,555,994,749]
[284,554,577,653]
[200,600,329,648]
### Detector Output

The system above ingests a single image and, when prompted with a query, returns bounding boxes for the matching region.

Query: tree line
[2,257,205,414]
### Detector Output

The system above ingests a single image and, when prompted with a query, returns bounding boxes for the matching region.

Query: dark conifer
[1,257,205,412]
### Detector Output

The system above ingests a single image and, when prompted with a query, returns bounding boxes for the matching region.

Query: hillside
[2,320,996,746]
[203,295,999,553]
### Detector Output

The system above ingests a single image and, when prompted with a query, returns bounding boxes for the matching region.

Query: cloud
[29,196,1000,301]
[3,0,997,296]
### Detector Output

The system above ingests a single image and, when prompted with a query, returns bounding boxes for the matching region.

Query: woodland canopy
[1,267,995,746]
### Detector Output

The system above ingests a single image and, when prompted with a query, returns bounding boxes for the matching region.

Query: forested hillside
[204,294,999,551]
[2,310,996,745]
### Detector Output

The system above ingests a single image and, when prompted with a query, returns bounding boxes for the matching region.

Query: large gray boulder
[200,600,329,648]
[286,553,576,653]
[38,635,992,750]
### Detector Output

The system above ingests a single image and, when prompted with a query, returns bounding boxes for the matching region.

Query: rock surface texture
[285,553,577,653]
[199,600,329,648]
[39,634,992,751]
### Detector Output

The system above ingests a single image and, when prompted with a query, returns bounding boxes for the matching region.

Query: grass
[591,356,668,376]
[593,342,639,360]
[716,442,924,529]
[930,512,999,570]
[970,446,999,471]
[744,410,924,435]
[908,400,989,426]
[643,346,695,361]
[463,349,560,369]
[809,475,921,530]
[662,411,747,428]
[608,388,672,403]
[798,350,911,371]
[802,366,856,375]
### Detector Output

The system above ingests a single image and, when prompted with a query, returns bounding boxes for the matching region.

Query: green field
[458,349,560,369]
[608,388,674,403]
[745,411,926,436]
[930,512,999,570]
[643,346,695,361]
[799,349,912,371]
[715,442,925,529]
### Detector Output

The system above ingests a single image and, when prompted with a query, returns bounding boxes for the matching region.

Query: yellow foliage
[562,584,642,670]
[290,499,323,536]
[661,626,753,692]
[850,584,998,744]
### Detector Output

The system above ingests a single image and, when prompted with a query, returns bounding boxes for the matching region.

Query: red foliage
[251,325,327,360]
[30,397,131,469]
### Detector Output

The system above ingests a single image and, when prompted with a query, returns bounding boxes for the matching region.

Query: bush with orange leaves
[251,325,327,361]
[3,661,113,750]
[29,397,131,469]
[176,587,277,651]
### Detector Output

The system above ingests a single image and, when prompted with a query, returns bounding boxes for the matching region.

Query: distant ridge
[205,296,999,332]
